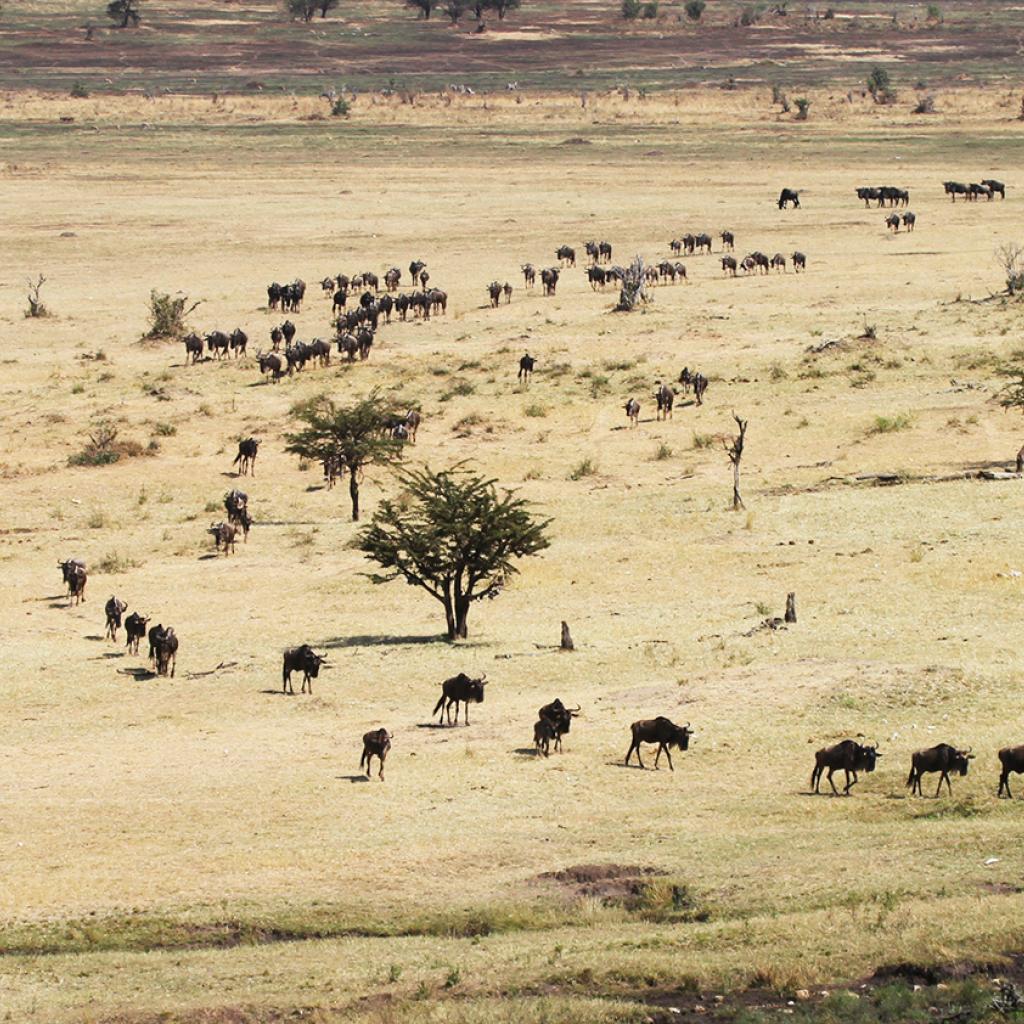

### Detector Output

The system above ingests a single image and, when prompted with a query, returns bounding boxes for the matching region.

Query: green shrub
[794,97,811,120]
[569,457,597,480]
[331,97,350,117]
[142,290,198,341]
[692,432,715,450]
[868,412,913,435]
[70,81,90,98]
[621,0,641,18]
[641,1,658,17]
[685,0,705,19]
[867,65,896,104]
[654,442,673,461]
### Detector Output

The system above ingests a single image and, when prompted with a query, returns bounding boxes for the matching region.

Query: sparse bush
[996,243,1024,296]
[523,402,547,418]
[68,421,147,467]
[106,0,141,28]
[684,0,705,19]
[569,457,597,480]
[69,81,90,99]
[142,290,199,341]
[87,509,110,529]
[153,421,177,436]
[867,65,896,104]
[440,379,476,401]
[692,432,715,449]
[654,442,673,461]
[621,0,642,18]
[868,412,913,435]
[95,552,143,573]
[25,274,49,318]
[641,1,658,17]
[912,94,936,114]
[769,362,788,381]
[794,97,811,120]
[926,3,942,21]
[330,96,350,117]
[738,5,762,26]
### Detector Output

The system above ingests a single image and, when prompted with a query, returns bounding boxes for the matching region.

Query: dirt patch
[536,863,667,904]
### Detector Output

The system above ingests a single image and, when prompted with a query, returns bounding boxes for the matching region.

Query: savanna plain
[4,62,1024,1024]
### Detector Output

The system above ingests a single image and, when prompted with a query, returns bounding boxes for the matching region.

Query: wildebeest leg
[998,770,1009,798]
[826,767,840,796]
[845,770,858,794]
[937,772,948,797]
[378,754,385,780]
[625,740,642,768]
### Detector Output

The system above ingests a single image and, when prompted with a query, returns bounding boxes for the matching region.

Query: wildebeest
[625,717,693,771]
[682,233,695,254]
[432,672,487,726]
[267,282,282,309]
[751,251,770,274]
[428,288,447,316]
[361,728,392,780]
[320,276,335,295]
[997,745,1024,797]
[810,739,881,796]
[968,182,992,201]
[419,269,430,290]
[125,611,149,655]
[384,267,402,291]
[59,559,87,605]
[981,178,1005,199]
[206,330,230,359]
[282,644,327,695]
[208,521,237,555]
[541,267,560,296]
[584,240,599,263]
[556,245,576,266]
[670,238,682,255]
[692,372,708,406]
[721,255,737,276]
[269,326,283,351]
[587,265,607,289]
[229,328,247,358]
[534,699,580,756]
[332,288,348,314]
[521,263,536,288]
[720,230,735,251]
[673,261,688,281]
[409,259,426,279]
[150,625,178,677]
[404,409,422,443]
[778,188,800,209]
[740,255,757,274]
[694,232,712,254]
[233,437,260,477]
[502,282,513,304]
[224,488,248,524]
[518,352,535,383]
[885,212,901,232]
[902,211,916,231]
[791,251,807,272]
[907,743,974,796]
[256,351,283,382]
[488,281,502,307]
[943,180,968,201]
[770,252,787,272]
[655,381,674,420]
[183,332,203,364]
[281,319,297,346]
[625,397,640,427]
[856,186,880,207]
[104,596,127,641]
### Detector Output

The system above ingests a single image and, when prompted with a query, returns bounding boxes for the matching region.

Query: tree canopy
[106,0,141,27]
[359,465,551,640]
[284,392,406,521]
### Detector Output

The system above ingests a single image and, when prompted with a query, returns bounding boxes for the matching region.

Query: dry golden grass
[3,88,1024,1022]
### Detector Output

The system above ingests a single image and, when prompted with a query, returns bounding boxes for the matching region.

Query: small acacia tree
[996,242,1024,296]
[359,465,551,640]
[142,291,200,341]
[106,0,141,27]
[285,392,406,521]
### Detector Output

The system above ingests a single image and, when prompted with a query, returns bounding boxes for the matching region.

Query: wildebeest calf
[361,728,392,780]
[208,522,237,555]
[518,352,535,383]
[625,397,640,427]
[625,717,693,771]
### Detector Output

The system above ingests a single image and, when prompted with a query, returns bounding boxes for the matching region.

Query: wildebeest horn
[570,704,581,714]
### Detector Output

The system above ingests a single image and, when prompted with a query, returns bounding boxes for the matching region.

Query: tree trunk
[349,473,360,521]
[560,621,574,651]
[785,592,797,624]
[732,462,744,510]
[1016,445,1024,474]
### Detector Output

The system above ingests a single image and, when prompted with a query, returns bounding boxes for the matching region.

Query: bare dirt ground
[2,84,1024,1023]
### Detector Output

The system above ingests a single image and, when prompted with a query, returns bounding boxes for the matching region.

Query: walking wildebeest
[968,182,992,201]
[885,212,901,232]
[418,269,430,290]
[720,230,735,251]
[224,489,248,524]
[810,739,881,796]
[409,259,426,279]
[233,437,260,477]
[488,281,502,307]
[385,267,402,291]
[856,187,880,207]
[778,188,801,209]
[943,180,968,201]
[695,232,712,254]
[584,240,599,263]
[902,211,916,231]
[360,728,392,780]
[598,240,612,262]
[721,255,737,276]
[502,282,512,304]
[332,288,348,314]
[267,282,282,309]
[229,328,248,358]
[770,252,787,272]
[541,267,560,296]
[282,645,327,695]
[256,351,283,382]
[521,263,536,288]
[150,625,178,677]
[534,699,580,756]
[104,596,127,641]
[281,319,296,346]
[270,326,284,351]
[432,672,487,726]
[125,611,149,655]
[518,352,535,383]
[320,276,335,295]
[588,266,606,289]
[625,717,693,771]
[59,559,87,605]
[404,409,422,443]
[692,372,708,406]
[556,245,576,266]
[670,239,682,255]
[907,743,974,796]
[625,397,640,427]
[183,332,203,364]
[655,381,674,420]
[208,522,237,555]
[206,330,230,359]
[981,178,1006,199]
[997,745,1024,797]
[740,255,756,274]
[791,251,806,272]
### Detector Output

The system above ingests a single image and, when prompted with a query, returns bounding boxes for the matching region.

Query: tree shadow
[337,774,371,784]
[99,652,126,660]
[84,634,106,642]
[324,634,445,649]
[47,601,72,610]
[416,722,455,730]
[513,747,541,757]
[197,553,219,561]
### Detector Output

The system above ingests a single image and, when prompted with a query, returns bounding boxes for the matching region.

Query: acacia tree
[359,465,551,640]
[406,0,437,18]
[285,393,406,521]
[106,0,141,27]
[724,412,748,510]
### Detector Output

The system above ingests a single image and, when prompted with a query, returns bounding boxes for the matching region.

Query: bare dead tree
[724,412,748,510]
[560,620,574,651]
[614,255,649,312]
[996,242,1024,295]
[785,592,797,623]
[25,274,49,318]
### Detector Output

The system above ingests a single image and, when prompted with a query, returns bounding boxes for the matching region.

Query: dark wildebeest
[968,182,993,201]
[428,288,447,316]
[856,187,880,207]
[125,611,149,655]
[335,273,350,291]
[378,293,394,322]
[59,559,87,605]
[385,267,402,292]
[588,266,607,289]
[257,351,283,382]
[308,338,331,367]
[337,333,358,361]
[810,739,881,796]
[224,488,248,525]
[791,251,807,272]
[770,252,787,272]
[233,437,260,477]
[657,260,677,283]
[104,596,127,641]
[943,180,968,201]
[282,644,327,695]
[907,743,974,797]
[720,230,735,251]
[270,326,283,351]
[267,282,282,310]
[150,625,178,677]
[670,238,682,255]
[281,319,297,346]
[409,259,426,279]
[521,263,536,288]
[674,262,687,281]
[902,211,916,231]
[584,240,599,264]
[229,328,248,358]
[625,717,693,771]
[488,281,502,308]
[885,212,901,233]
[403,409,422,443]
[721,255,737,276]
[502,281,513,304]
[778,188,800,209]
[678,367,693,393]
[740,255,756,274]
[208,522,237,555]
[320,276,335,295]
[332,288,348,314]
[361,728,392,780]
[206,330,230,359]
[751,251,770,274]
[682,233,696,255]
[432,672,487,726]
[655,381,674,421]
[541,267,560,296]
[981,178,1006,199]
[534,699,580,756]
[556,244,576,266]
[997,745,1024,797]
[322,454,341,489]
[692,372,708,406]
[419,269,430,290]
[598,240,612,263]
[357,326,375,360]
[518,352,535,383]
[625,397,640,427]
[694,232,712,255]
[183,332,203,364]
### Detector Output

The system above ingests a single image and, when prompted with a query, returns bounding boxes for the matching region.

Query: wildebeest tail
[232,451,242,465]
[905,765,916,788]
[432,694,446,716]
